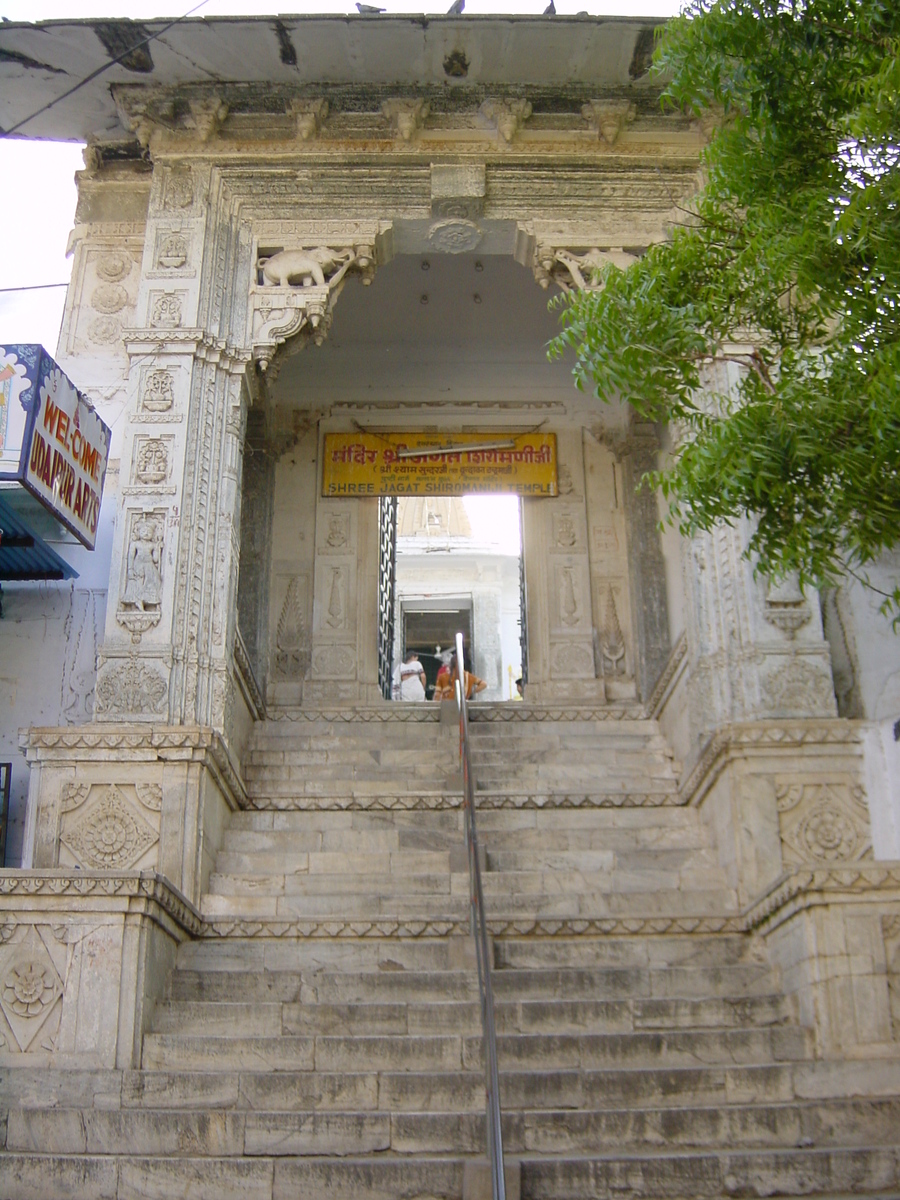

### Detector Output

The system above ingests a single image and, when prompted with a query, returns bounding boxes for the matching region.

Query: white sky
[0,0,679,347]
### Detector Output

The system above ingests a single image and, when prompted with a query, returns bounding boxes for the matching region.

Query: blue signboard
[0,344,111,550]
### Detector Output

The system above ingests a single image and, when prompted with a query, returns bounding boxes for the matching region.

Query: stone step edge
[244,791,684,811]
[262,704,645,725]
[11,1096,899,1126]
[198,914,747,939]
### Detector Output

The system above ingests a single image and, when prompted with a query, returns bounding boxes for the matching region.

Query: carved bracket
[533,244,639,291]
[481,98,532,143]
[581,100,636,145]
[250,243,376,368]
[288,98,329,141]
[113,85,228,147]
[382,98,429,142]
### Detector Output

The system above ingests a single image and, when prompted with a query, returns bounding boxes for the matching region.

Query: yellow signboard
[322,432,557,497]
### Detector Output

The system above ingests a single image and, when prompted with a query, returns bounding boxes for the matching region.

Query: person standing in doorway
[393,650,427,701]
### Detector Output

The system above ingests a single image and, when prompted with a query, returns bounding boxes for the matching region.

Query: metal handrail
[454,632,506,1200]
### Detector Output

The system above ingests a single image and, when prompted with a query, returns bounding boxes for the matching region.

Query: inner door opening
[382,494,524,701]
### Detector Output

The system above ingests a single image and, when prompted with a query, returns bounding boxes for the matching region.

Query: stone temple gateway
[1,13,900,1199]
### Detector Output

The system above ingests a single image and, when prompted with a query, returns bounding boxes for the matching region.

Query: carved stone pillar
[93,159,251,738]
[619,425,671,702]
[524,430,606,704]
[681,365,837,742]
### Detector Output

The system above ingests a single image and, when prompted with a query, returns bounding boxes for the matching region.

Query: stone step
[6,1058,900,1116]
[170,932,765,979]
[141,1025,811,1074]
[8,1096,900,1159]
[151,992,792,1037]
[179,964,778,1004]
[199,888,738,921]
[5,1145,899,1200]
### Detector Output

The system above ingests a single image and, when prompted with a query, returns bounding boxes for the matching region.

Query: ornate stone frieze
[0,872,203,936]
[115,87,228,147]
[249,789,682,812]
[745,865,900,933]
[679,719,861,805]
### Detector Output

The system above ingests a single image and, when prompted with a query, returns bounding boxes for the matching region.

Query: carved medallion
[427,219,482,254]
[95,251,132,282]
[87,316,121,345]
[63,784,158,870]
[91,283,128,314]
[0,928,64,1052]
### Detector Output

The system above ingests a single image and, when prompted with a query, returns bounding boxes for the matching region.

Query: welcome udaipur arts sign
[0,345,111,550]
[322,432,558,497]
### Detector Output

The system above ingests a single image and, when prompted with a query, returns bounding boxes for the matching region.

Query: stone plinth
[20,725,244,908]
[0,871,198,1069]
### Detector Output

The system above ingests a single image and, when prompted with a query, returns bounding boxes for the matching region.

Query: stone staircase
[3,707,900,1199]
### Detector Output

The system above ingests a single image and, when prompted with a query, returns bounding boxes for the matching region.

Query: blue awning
[0,495,77,581]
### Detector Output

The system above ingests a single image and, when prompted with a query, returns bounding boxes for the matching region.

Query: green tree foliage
[550,0,900,612]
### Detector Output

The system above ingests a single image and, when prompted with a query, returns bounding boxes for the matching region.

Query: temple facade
[0,14,899,1197]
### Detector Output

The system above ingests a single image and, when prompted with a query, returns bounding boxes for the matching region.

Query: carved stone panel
[60,783,159,872]
[132,436,173,488]
[149,291,185,329]
[776,782,872,866]
[95,656,169,718]
[550,557,590,635]
[550,640,596,679]
[139,367,179,419]
[274,574,310,679]
[311,643,357,680]
[0,926,65,1054]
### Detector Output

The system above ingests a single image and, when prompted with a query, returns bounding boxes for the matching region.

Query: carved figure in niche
[135,439,169,485]
[142,369,175,412]
[121,518,163,613]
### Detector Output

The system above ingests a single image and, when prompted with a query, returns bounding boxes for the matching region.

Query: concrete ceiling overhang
[0,14,664,143]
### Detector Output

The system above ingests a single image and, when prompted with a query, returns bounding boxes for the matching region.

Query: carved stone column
[619,425,671,702]
[92,161,251,740]
[681,365,836,743]
[524,430,606,704]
